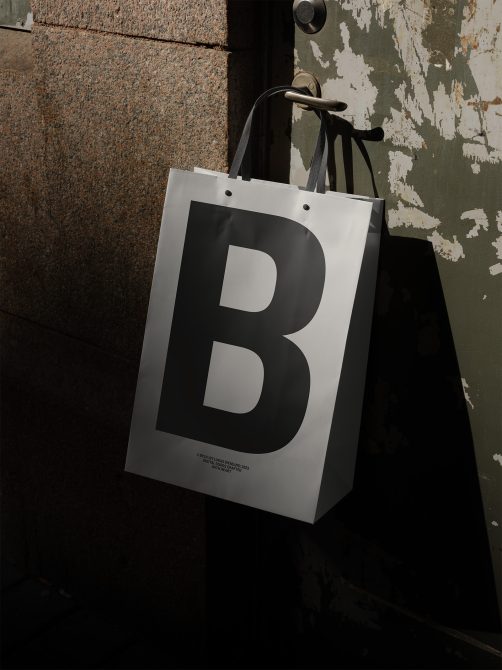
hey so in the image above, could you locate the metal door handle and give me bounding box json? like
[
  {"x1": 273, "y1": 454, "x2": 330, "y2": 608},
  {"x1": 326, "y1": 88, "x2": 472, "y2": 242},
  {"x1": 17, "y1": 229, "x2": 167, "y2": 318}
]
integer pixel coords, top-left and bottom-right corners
[
  {"x1": 284, "y1": 91, "x2": 347, "y2": 112},
  {"x1": 287, "y1": 72, "x2": 347, "y2": 112}
]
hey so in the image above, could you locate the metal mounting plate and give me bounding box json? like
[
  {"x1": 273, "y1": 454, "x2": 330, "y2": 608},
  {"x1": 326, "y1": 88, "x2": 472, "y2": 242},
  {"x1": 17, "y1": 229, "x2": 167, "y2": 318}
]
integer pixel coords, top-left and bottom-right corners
[
  {"x1": 290, "y1": 71, "x2": 321, "y2": 109},
  {"x1": 293, "y1": 0, "x2": 327, "y2": 35},
  {"x1": 289, "y1": 71, "x2": 347, "y2": 112}
]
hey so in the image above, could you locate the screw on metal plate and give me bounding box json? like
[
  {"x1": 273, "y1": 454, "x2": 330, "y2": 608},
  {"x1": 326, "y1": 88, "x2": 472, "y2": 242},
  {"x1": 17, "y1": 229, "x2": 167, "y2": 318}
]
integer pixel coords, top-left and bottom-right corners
[
  {"x1": 293, "y1": 0, "x2": 327, "y2": 34},
  {"x1": 286, "y1": 71, "x2": 347, "y2": 112}
]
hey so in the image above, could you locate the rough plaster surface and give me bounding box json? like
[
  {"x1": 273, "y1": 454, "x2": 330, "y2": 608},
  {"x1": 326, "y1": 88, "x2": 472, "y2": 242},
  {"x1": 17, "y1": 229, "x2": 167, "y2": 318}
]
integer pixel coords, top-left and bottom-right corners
[
  {"x1": 292, "y1": 0, "x2": 502, "y2": 622},
  {"x1": 31, "y1": 0, "x2": 255, "y2": 48},
  {"x1": 2, "y1": 25, "x2": 230, "y2": 360}
]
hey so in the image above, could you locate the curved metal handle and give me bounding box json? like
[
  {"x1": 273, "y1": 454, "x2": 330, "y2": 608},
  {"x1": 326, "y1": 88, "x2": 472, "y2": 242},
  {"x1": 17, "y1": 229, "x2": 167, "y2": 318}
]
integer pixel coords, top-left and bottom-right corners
[{"x1": 285, "y1": 91, "x2": 347, "y2": 112}]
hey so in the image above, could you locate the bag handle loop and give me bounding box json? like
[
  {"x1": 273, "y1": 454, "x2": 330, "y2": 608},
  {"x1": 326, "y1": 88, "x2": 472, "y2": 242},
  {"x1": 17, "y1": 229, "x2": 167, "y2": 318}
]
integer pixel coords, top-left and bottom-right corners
[{"x1": 229, "y1": 85, "x2": 329, "y2": 194}]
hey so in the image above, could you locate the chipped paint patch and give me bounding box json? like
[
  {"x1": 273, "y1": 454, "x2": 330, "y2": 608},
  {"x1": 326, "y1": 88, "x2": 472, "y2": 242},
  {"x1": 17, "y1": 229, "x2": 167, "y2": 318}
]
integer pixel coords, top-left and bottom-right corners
[
  {"x1": 490, "y1": 233, "x2": 502, "y2": 275},
  {"x1": 394, "y1": 81, "x2": 424, "y2": 126},
  {"x1": 2, "y1": 5, "x2": 33, "y2": 30},
  {"x1": 339, "y1": 0, "x2": 373, "y2": 32},
  {"x1": 388, "y1": 202, "x2": 440, "y2": 230},
  {"x1": 427, "y1": 231, "x2": 465, "y2": 262},
  {"x1": 433, "y1": 82, "x2": 461, "y2": 141},
  {"x1": 462, "y1": 378, "x2": 475, "y2": 410},
  {"x1": 292, "y1": 104, "x2": 304, "y2": 123},
  {"x1": 459, "y1": 1, "x2": 502, "y2": 161},
  {"x1": 17, "y1": 10, "x2": 32, "y2": 30},
  {"x1": 310, "y1": 41, "x2": 330, "y2": 69},
  {"x1": 323, "y1": 22, "x2": 378, "y2": 128},
  {"x1": 493, "y1": 234, "x2": 502, "y2": 257},
  {"x1": 461, "y1": 209, "x2": 489, "y2": 238},
  {"x1": 457, "y1": 104, "x2": 484, "y2": 149},
  {"x1": 378, "y1": 2, "x2": 434, "y2": 124},
  {"x1": 460, "y1": 1, "x2": 502, "y2": 98},
  {"x1": 471, "y1": 163, "x2": 481, "y2": 174},
  {"x1": 382, "y1": 108, "x2": 425, "y2": 150},
  {"x1": 492, "y1": 521, "x2": 500, "y2": 527},
  {"x1": 463, "y1": 143, "x2": 502, "y2": 165},
  {"x1": 388, "y1": 151, "x2": 423, "y2": 206},
  {"x1": 290, "y1": 145, "x2": 309, "y2": 187},
  {"x1": 493, "y1": 454, "x2": 502, "y2": 466}
]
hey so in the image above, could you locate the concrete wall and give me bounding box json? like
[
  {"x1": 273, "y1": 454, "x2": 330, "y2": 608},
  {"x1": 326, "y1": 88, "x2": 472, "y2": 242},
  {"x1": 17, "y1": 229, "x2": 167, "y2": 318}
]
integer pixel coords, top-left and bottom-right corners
[{"x1": 1, "y1": 1, "x2": 259, "y2": 656}]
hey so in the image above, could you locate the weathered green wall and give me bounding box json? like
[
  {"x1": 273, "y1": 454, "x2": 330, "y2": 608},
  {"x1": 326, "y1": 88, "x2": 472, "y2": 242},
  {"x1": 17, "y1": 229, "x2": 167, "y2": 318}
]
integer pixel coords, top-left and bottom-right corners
[
  {"x1": 0, "y1": 0, "x2": 32, "y2": 28},
  {"x1": 292, "y1": 0, "x2": 501, "y2": 616}
]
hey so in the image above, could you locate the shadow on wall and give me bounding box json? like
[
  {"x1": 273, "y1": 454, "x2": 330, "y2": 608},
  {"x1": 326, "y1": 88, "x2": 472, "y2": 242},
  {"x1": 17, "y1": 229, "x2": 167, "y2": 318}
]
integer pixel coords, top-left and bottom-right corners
[
  {"x1": 205, "y1": 3, "x2": 498, "y2": 661},
  {"x1": 207, "y1": 114, "x2": 500, "y2": 668},
  {"x1": 317, "y1": 113, "x2": 499, "y2": 632},
  {"x1": 319, "y1": 226, "x2": 500, "y2": 630}
]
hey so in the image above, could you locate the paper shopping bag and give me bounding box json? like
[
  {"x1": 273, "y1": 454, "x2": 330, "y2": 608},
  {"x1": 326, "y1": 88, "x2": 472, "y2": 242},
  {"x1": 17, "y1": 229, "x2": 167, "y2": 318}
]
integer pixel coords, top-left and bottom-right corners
[{"x1": 125, "y1": 86, "x2": 382, "y2": 522}]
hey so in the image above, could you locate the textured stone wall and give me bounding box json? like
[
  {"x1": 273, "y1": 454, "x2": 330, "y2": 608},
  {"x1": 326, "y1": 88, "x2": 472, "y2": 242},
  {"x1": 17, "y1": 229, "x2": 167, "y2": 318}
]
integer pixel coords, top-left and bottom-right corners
[{"x1": 1, "y1": 2, "x2": 259, "y2": 655}]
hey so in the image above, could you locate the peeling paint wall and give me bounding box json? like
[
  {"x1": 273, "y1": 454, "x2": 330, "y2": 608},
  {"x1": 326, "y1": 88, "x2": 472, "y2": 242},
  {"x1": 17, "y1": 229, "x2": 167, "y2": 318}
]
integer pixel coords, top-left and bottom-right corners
[
  {"x1": 0, "y1": 0, "x2": 32, "y2": 29},
  {"x1": 292, "y1": 0, "x2": 501, "y2": 622}
]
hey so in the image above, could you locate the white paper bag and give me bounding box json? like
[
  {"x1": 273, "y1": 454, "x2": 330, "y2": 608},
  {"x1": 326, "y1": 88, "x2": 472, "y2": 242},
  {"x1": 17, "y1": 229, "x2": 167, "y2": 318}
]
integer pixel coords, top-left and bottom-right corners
[{"x1": 125, "y1": 87, "x2": 382, "y2": 522}]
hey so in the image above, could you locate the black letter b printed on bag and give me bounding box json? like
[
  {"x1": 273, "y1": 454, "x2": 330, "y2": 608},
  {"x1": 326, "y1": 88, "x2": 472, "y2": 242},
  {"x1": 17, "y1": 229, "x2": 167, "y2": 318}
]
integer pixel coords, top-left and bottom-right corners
[{"x1": 156, "y1": 201, "x2": 326, "y2": 454}]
